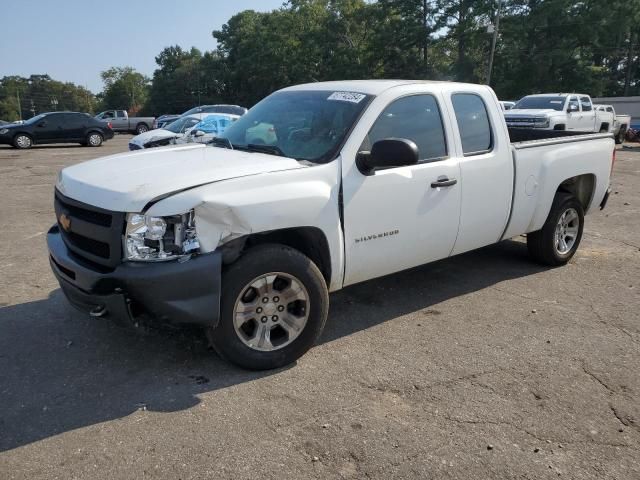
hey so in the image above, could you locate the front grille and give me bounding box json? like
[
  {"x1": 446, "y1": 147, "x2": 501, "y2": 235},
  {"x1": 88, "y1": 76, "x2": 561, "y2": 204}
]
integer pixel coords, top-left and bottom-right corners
[{"x1": 54, "y1": 190, "x2": 126, "y2": 268}]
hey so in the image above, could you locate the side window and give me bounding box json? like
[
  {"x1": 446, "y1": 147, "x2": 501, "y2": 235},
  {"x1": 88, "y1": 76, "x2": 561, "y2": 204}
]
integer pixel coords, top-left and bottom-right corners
[
  {"x1": 568, "y1": 96, "x2": 579, "y2": 111},
  {"x1": 580, "y1": 97, "x2": 592, "y2": 112},
  {"x1": 103, "y1": 111, "x2": 114, "y2": 119},
  {"x1": 607, "y1": 107, "x2": 614, "y2": 113},
  {"x1": 451, "y1": 93, "x2": 492, "y2": 155},
  {"x1": 116, "y1": 111, "x2": 126, "y2": 118},
  {"x1": 45, "y1": 113, "x2": 64, "y2": 128},
  {"x1": 181, "y1": 118, "x2": 200, "y2": 133},
  {"x1": 361, "y1": 95, "x2": 447, "y2": 162}
]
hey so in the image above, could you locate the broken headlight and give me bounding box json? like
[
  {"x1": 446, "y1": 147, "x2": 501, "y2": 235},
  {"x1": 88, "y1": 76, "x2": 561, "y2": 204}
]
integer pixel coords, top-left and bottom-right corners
[{"x1": 124, "y1": 211, "x2": 200, "y2": 262}]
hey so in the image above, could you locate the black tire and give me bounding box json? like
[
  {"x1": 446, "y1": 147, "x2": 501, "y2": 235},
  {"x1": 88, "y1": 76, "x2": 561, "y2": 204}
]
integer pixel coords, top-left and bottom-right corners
[
  {"x1": 86, "y1": 132, "x2": 103, "y2": 147},
  {"x1": 615, "y1": 127, "x2": 626, "y2": 145},
  {"x1": 527, "y1": 192, "x2": 584, "y2": 266},
  {"x1": 13, "y1": 134, "x2": 32, "y2": 149},
  {"x1": 210, "y1": 244, "x2": 329, "y2": 370},
  {"x1": 135, "y1": 123, "x2": 149, "y2": 134}
]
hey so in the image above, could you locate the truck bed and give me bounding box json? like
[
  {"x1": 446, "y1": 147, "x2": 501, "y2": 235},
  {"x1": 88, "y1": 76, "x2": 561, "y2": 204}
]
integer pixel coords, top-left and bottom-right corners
[{"x1": 502, "y1": 129, "x2": 614, "y2": 241}]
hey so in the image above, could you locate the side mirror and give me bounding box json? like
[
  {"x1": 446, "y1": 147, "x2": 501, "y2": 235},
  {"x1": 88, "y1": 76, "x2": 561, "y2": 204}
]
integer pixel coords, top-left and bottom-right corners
[
  {"x1": 357, "y1": 138, "x2": 419, "y2": 174},
  {"x1": 192, "y1": 130, "x2": 205, "y2": 137},
  {"x1": 568, "y1": 104, "x2": 579, "y2": 113}
]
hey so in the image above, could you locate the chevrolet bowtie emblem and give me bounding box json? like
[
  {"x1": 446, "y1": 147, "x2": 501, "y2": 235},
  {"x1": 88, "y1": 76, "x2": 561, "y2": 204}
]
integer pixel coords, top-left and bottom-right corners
[{"x1": 59, "y1": 213, "x2": 71, "y2": 232}]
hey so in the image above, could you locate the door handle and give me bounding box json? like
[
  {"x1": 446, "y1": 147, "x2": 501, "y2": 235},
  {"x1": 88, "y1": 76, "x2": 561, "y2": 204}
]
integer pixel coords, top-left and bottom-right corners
[{"x1": 431, "y1": 177, "x2": 457, "y2": 188}]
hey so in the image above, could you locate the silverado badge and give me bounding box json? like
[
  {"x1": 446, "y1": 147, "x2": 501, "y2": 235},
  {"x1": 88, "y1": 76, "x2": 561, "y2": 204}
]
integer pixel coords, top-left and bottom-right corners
[{"x1": 59, "y1": 213, "x2": 72, "y2": 232}]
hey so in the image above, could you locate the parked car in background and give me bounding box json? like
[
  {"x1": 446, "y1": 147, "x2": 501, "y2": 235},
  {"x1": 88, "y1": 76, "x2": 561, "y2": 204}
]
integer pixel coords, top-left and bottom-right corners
[
  {"x1": 500, "y1": 101, "x2": 516, "y2": 111},
  {"x1": 594, "y1": 104, "x2": 630, "y2": 144},
  {"x1": 0, "y1": 111, "x2": 114, "y2": 149},
  {"x1": 48, "y1": 80, "x2": 614, "y2": 369},
  {"x1": 128, "y1": 113, "x2": 239, "y2": 150},
  {"x1": 505, "y1": 94, "x2": 614, "y2": 132},
  {"x1": 153, "y1": 114, "x2": 180, "y2": 129},
  {"x1": 95, "y1": 110, "x2": 155, "y2": 134},
  {"x1": 181, "y1": 104, "x2": 248, "y2": 117}
]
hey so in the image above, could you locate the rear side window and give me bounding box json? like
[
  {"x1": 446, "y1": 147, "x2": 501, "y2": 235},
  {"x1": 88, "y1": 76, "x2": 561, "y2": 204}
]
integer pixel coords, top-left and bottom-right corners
[
  {"x1": 363, "y1": 95, "x2": 447, "y2": 162},
  {"x1": 116, "y1": 111, "x2": 126, "y2": 118},
  {"x1": 580, "y1": 97, "x2": 592, "y2": 112},
  {"x1": 451, "y1": 93, "x2": 492, "y2": 155}
]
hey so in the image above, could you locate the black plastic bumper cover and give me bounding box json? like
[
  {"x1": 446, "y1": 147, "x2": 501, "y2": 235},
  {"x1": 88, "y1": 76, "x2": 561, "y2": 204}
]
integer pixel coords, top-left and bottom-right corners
[{"x1": 47, "y1": 225, "x2": 222, "y2": 327}]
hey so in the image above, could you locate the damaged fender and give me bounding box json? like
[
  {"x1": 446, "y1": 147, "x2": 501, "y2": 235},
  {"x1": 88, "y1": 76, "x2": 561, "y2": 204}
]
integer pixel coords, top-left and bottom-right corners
[{"x1": 145, "y1": 160, "x2": 345, "y2": 291}]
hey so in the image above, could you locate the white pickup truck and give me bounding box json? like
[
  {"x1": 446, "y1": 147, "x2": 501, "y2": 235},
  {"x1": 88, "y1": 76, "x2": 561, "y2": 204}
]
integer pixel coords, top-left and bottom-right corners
[
  {"x1": 594, "y1": 104, "x2": 631, "y2": 144},
  {"x1": 505, "y1": 93, "x2": 614, "y2": 133},
  {"x1": 48, "y1": 80, "x2": 614, "y2": 369}
]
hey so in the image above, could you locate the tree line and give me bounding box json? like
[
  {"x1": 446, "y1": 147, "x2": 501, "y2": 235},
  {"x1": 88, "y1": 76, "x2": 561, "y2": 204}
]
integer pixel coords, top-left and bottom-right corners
[{"x1": 2, "y1": 0, "x2": 639, "y2": 121}]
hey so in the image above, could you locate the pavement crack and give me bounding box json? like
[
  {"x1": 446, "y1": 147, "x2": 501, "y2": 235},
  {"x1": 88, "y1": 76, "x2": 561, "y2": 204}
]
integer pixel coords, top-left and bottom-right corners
[
  {"x1": 591, "y1": 304, "x2": 640, "y2": 345},
  {"x1": 584, "y1": 232, "x2": 640, "y2": 250},
  {"x1": 581, "y1": 363, "x2": 615, "y2": 394}
]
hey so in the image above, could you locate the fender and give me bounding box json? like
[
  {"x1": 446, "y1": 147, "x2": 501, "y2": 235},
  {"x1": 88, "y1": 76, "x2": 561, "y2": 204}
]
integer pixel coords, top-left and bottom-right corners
[{"x1": 145, "y1": 161, "x2": 346, "y2": 291}]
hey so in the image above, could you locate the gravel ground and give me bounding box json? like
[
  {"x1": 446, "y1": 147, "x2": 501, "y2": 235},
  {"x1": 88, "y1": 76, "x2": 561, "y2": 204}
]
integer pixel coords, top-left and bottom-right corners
[{"x1": 0, "y1": 135, "x2": 638, "y2": 479}]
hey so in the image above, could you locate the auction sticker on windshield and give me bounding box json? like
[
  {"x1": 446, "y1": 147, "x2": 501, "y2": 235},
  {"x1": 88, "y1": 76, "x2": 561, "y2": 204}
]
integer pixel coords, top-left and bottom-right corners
[{"x1": 328, "y1": 92, "x2": 367, "y2": 103}]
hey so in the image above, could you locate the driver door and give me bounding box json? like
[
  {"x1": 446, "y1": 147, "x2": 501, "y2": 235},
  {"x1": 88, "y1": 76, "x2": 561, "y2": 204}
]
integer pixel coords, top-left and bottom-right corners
[{"x1": 341, "y1": 93, "x2": 461, "y2": 286}]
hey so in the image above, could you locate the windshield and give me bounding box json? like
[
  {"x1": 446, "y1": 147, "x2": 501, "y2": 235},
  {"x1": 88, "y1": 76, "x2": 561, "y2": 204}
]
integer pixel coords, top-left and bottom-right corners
[
  {"x1": 514, "y1": 96, "x2": 566, "y2": 111},
  {"x1": 165, "y1": 116, "x2": 200, "y2": 134},
  {"x1": 215, "y1": 90, "x2": 371, "y2": 162},
  {"x1": 24, "y1": 114, "x2": 47, "y2": 125}
]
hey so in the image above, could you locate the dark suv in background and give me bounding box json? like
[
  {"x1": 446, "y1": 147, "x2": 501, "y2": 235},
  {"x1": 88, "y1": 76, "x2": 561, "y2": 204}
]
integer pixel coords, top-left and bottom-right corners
[{"x1": 0, "y1": 112, "x2": 114, "y2": 149}]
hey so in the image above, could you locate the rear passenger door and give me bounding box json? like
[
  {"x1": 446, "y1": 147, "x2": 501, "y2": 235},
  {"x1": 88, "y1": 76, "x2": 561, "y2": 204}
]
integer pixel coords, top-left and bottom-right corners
[
  {"x1": 61, "y1": 113, "x2": 86, "y2": 141},
  {"x1": 113, "y1": 110, "x2": 128, "y2": 130},
  {"x1": 446, "y1": 92, "x2": 513, "y2": 256},
  {"x1": 579, "y1": 96, "x2": 596, "y2": 131}
]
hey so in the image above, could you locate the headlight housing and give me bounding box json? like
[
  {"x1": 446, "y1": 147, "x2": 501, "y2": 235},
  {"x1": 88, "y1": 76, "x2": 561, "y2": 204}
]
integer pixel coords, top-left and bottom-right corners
[
  {"x1": 125, "y1": 210, "x2": 200, "y2": 261},
  {"x1": 0, "y1": 128, "x2": 9, "y2": 135},
  {"x1": 534, "y1": 117, "x2": 550, "y2": 128}
]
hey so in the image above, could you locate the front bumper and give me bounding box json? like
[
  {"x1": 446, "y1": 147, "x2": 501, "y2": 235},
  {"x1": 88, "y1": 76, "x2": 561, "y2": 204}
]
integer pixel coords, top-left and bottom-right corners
[{"x1": 47, "y1": 225, "x2": 222, "y2": 327}]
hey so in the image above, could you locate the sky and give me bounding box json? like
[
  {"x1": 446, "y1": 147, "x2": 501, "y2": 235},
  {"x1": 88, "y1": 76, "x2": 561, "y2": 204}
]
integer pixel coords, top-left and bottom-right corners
[{"x1": 0, "y1": 0, "x2": 285, "y2": 93}]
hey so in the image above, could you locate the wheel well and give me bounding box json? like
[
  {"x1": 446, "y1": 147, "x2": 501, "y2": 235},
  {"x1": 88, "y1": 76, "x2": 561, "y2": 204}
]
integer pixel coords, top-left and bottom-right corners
[
  {"x1": 223, "y1": 227, "x2": 332, "y2": 285},
  {"x1": 86, "y1": 129, "x2": 103, "y2": 136},
  {"x1": 557, "y1": 174, "x2": 596, "y2": 211},
  {"x1": 599, "y1": 123, "x2": 609, "y2": 132},
  {"x1": 553, "y1": 124, "x2": 566, "y2": 131}
]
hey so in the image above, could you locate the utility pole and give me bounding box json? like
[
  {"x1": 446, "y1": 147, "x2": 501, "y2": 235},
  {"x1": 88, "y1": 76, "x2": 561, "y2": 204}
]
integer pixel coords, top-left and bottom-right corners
[
  {"x1": 422, "y1": 0, "x2": 429, "y2": 73},
  {"x1": 486, "y1": 0, "x2": 503, "y2": 86},
  {"x1": 16, "y1": 89, "x2": 22, "y2": 121}
]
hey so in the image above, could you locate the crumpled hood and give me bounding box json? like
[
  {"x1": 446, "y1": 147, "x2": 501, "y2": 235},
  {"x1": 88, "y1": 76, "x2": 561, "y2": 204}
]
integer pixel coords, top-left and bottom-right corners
[
  {"x1": 57, "y1": 144, "x2": 306, "y2": 212},
  {"x1": 505, "y1": 109, "x2": 563, "y2": 117},
  {"x1": 129, "y1": 128, "x2": 179, "y2": 148}
]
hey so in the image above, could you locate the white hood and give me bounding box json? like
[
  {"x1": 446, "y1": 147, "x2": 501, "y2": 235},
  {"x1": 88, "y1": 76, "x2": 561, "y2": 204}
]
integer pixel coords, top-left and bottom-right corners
[
  {"x1": 57, "y1": 144, "x2": 306, "y2": 212},
  {"x1": 129, "y1": 128, "x2": 180, "y2": 148},
  {"x1": 505, "y1": 109, "x2": 563, "y2": 117}
]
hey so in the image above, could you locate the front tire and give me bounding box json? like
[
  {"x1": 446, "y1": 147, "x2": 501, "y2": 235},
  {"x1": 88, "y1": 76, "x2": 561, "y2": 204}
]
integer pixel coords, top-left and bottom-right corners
[
  {"x1": 13, "y1": 134, "x2": 32, "y2": 149},
  {"x1": 210, "y1": 244, "x2": 329, "y2": 370},
  {"x1": 527, "y1": 192, "x2": 584, "y2": 266}
]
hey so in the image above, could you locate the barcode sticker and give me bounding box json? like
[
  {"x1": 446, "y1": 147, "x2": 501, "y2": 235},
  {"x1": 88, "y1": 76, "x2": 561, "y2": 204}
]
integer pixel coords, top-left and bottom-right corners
[{"x1": 327, "y1": 92, "x2": 366, "y2": 103}]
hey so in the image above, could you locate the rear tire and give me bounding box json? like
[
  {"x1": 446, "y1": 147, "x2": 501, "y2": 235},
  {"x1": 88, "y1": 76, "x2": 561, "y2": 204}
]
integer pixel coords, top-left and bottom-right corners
[
  {"x1": 86, "y1": 132, "x2": 103, "y2": 147},
  {"x1": 210, "y1": 244, "x2": 329, "y2": 370},
  {"x1": 13, "y1": 134, "x2": 32, "y2": 149},
  {"x1": 527, "y1": 192, "x2": 584, "y2": 266},
  {"x1": 615, "y1": 127, "x2": 626, "y2": 144},
  {"x1": 135, "y1": 123, "x2": 149, "y2": 134}
]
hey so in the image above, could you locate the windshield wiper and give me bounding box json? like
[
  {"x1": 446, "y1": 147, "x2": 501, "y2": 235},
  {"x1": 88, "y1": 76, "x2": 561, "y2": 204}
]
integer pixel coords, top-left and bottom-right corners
[
  {"x1": 209, "y1": 137, "x2": 234, "y2": 149},
  {"x1": 246, "y1": 143, "x2": 285, "y2": 157}
]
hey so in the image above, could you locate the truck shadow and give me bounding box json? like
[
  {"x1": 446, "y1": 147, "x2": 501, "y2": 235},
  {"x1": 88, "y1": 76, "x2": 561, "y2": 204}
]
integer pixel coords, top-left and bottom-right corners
[{"x1": 0, "y1": 239, "x2": 546, "y2": 452}]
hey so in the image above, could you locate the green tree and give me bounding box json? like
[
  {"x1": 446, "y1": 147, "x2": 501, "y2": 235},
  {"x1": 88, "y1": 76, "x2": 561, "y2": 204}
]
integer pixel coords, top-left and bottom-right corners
[{"x1": 98, "y1": 67, "x2": 149, "y2": 113}]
